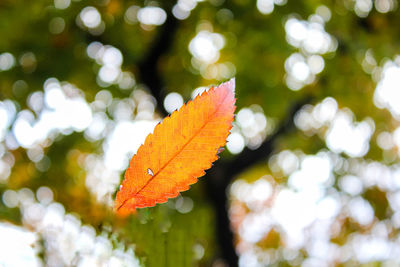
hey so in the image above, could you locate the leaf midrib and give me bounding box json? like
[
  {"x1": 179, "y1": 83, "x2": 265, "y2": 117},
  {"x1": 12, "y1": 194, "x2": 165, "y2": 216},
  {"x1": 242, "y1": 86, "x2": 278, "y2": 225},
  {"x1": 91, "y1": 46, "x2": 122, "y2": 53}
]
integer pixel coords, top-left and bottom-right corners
[{"x1": 117, "y1": 89, "x2": 230, "y2": 210}]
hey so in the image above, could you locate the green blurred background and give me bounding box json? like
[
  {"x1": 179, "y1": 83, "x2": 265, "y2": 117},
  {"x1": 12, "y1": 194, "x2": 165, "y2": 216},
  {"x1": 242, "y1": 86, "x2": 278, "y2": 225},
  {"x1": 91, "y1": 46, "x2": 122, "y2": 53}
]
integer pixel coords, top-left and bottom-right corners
[{"x1": 1, "y1": 0, "x2": 400, "y2": 266}]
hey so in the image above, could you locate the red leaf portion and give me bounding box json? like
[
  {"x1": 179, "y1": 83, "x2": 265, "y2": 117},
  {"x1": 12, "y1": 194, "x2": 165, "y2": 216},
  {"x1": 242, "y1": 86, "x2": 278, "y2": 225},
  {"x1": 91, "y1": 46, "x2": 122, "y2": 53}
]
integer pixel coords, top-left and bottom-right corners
[{"x1": 115, "y1": 79, "x2": 236, "y2": 215}]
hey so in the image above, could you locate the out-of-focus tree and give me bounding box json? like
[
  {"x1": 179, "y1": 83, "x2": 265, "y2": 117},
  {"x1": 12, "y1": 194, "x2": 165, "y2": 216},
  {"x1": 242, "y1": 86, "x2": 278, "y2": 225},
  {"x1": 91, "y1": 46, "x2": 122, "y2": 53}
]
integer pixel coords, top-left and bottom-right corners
[{"x1": 1, "y1": 0, "x2": 400, "y2": 266}]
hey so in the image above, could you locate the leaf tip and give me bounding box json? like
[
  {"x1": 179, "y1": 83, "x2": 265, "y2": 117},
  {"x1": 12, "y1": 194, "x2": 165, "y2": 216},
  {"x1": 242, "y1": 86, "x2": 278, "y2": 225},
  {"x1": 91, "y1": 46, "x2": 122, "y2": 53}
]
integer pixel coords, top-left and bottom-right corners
[{"x1": 227, "y1": 77, "x2": 236, "y2": 94}]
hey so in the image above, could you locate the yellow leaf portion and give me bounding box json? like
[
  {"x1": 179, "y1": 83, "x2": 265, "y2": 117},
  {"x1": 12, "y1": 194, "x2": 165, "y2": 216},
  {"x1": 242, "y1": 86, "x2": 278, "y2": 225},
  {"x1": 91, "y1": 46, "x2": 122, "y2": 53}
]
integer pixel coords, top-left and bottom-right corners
[{"x1": 115, "y1": 79, "x2": 236, "y2": 214}]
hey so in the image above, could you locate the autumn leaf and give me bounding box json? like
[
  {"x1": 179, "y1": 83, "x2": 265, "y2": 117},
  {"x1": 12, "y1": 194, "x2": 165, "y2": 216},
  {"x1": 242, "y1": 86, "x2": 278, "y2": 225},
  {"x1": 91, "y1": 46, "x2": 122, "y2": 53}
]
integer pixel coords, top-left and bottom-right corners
[{"x1": 115, "y1": 79, "x2": 236, "y2": 215}]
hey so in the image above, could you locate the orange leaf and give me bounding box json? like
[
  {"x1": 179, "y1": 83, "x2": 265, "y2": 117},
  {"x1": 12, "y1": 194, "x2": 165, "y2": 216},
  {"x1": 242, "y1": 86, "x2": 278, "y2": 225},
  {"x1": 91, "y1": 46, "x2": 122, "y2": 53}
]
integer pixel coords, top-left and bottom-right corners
[{"x1": 115, "y1": 79, "x2": 236, "y2": 215}]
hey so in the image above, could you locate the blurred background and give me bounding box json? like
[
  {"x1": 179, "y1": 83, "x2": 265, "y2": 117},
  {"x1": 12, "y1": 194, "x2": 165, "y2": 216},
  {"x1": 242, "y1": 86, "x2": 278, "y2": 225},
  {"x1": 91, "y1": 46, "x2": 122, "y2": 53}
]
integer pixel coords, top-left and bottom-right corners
[{"x1": 1, "y1": 0, "x2": 400, "y2": 266}]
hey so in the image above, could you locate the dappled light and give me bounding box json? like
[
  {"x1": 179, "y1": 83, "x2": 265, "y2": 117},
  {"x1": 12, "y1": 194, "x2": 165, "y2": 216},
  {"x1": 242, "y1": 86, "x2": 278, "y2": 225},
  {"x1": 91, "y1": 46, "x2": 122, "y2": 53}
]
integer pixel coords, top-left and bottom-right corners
[
  {"x1": 1, "y1": 187, "x2": 141, "y2": 266},
  {"x1": 232, "y1": 147, "x2": 400, "y2": 265},
  {"x1": 256, "y1": 0, "x2": 287, "y2": 15},
  {"x1": 374, "y1": 58, "x2": 400, "y2": 119},
  {"x1": 137, "y1": 7, "x2": 167, "y2": 26},
  {"x1": 2, "y1": 0, "x2": 400, "y2": 266},
  {"x1": 12, "y1": 79, "x2": 92, "y2": 149},
  {"x1": 228, "y1": 105, "x2": 271, "y2": 153},
  {"x1": 0, "y1": 52, "x2": 16, "y2": 71},
  {"x1": 173, "y1": 0, "x2": 199, "y2": 20},
  {"x1": 164, "y1": 92, "x2": 184, "y2": 113},
  {"x1": 189, "y1": 30, "x2": 225, "y2": 64},
  {"x1": 284, "y1": 8, "x2": 337, "y2": 90}
]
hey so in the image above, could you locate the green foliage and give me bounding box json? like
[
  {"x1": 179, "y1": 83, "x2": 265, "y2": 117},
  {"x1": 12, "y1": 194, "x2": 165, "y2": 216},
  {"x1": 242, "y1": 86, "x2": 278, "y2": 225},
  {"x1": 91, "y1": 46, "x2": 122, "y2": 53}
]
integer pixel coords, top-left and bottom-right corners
[{"x1": 1, "y1": 0, "x2": 400, "y2": 266}]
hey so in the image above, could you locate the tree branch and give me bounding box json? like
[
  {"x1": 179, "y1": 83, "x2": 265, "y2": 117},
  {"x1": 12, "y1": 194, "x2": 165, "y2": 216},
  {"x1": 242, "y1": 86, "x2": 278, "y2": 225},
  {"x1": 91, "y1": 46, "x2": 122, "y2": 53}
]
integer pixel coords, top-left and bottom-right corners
[
  {"x1": 130, "y1": 3, "x2": 312, "y2": 266},
  {"x1": 137, "y1": 6, "x2": 178, "y2": 116},
  {"x1": 205, "y1": 96, "x2": 312, "y2": 267},
  {"x1": 223, "y1": 95, "x2": 312, "y2": 178}
]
